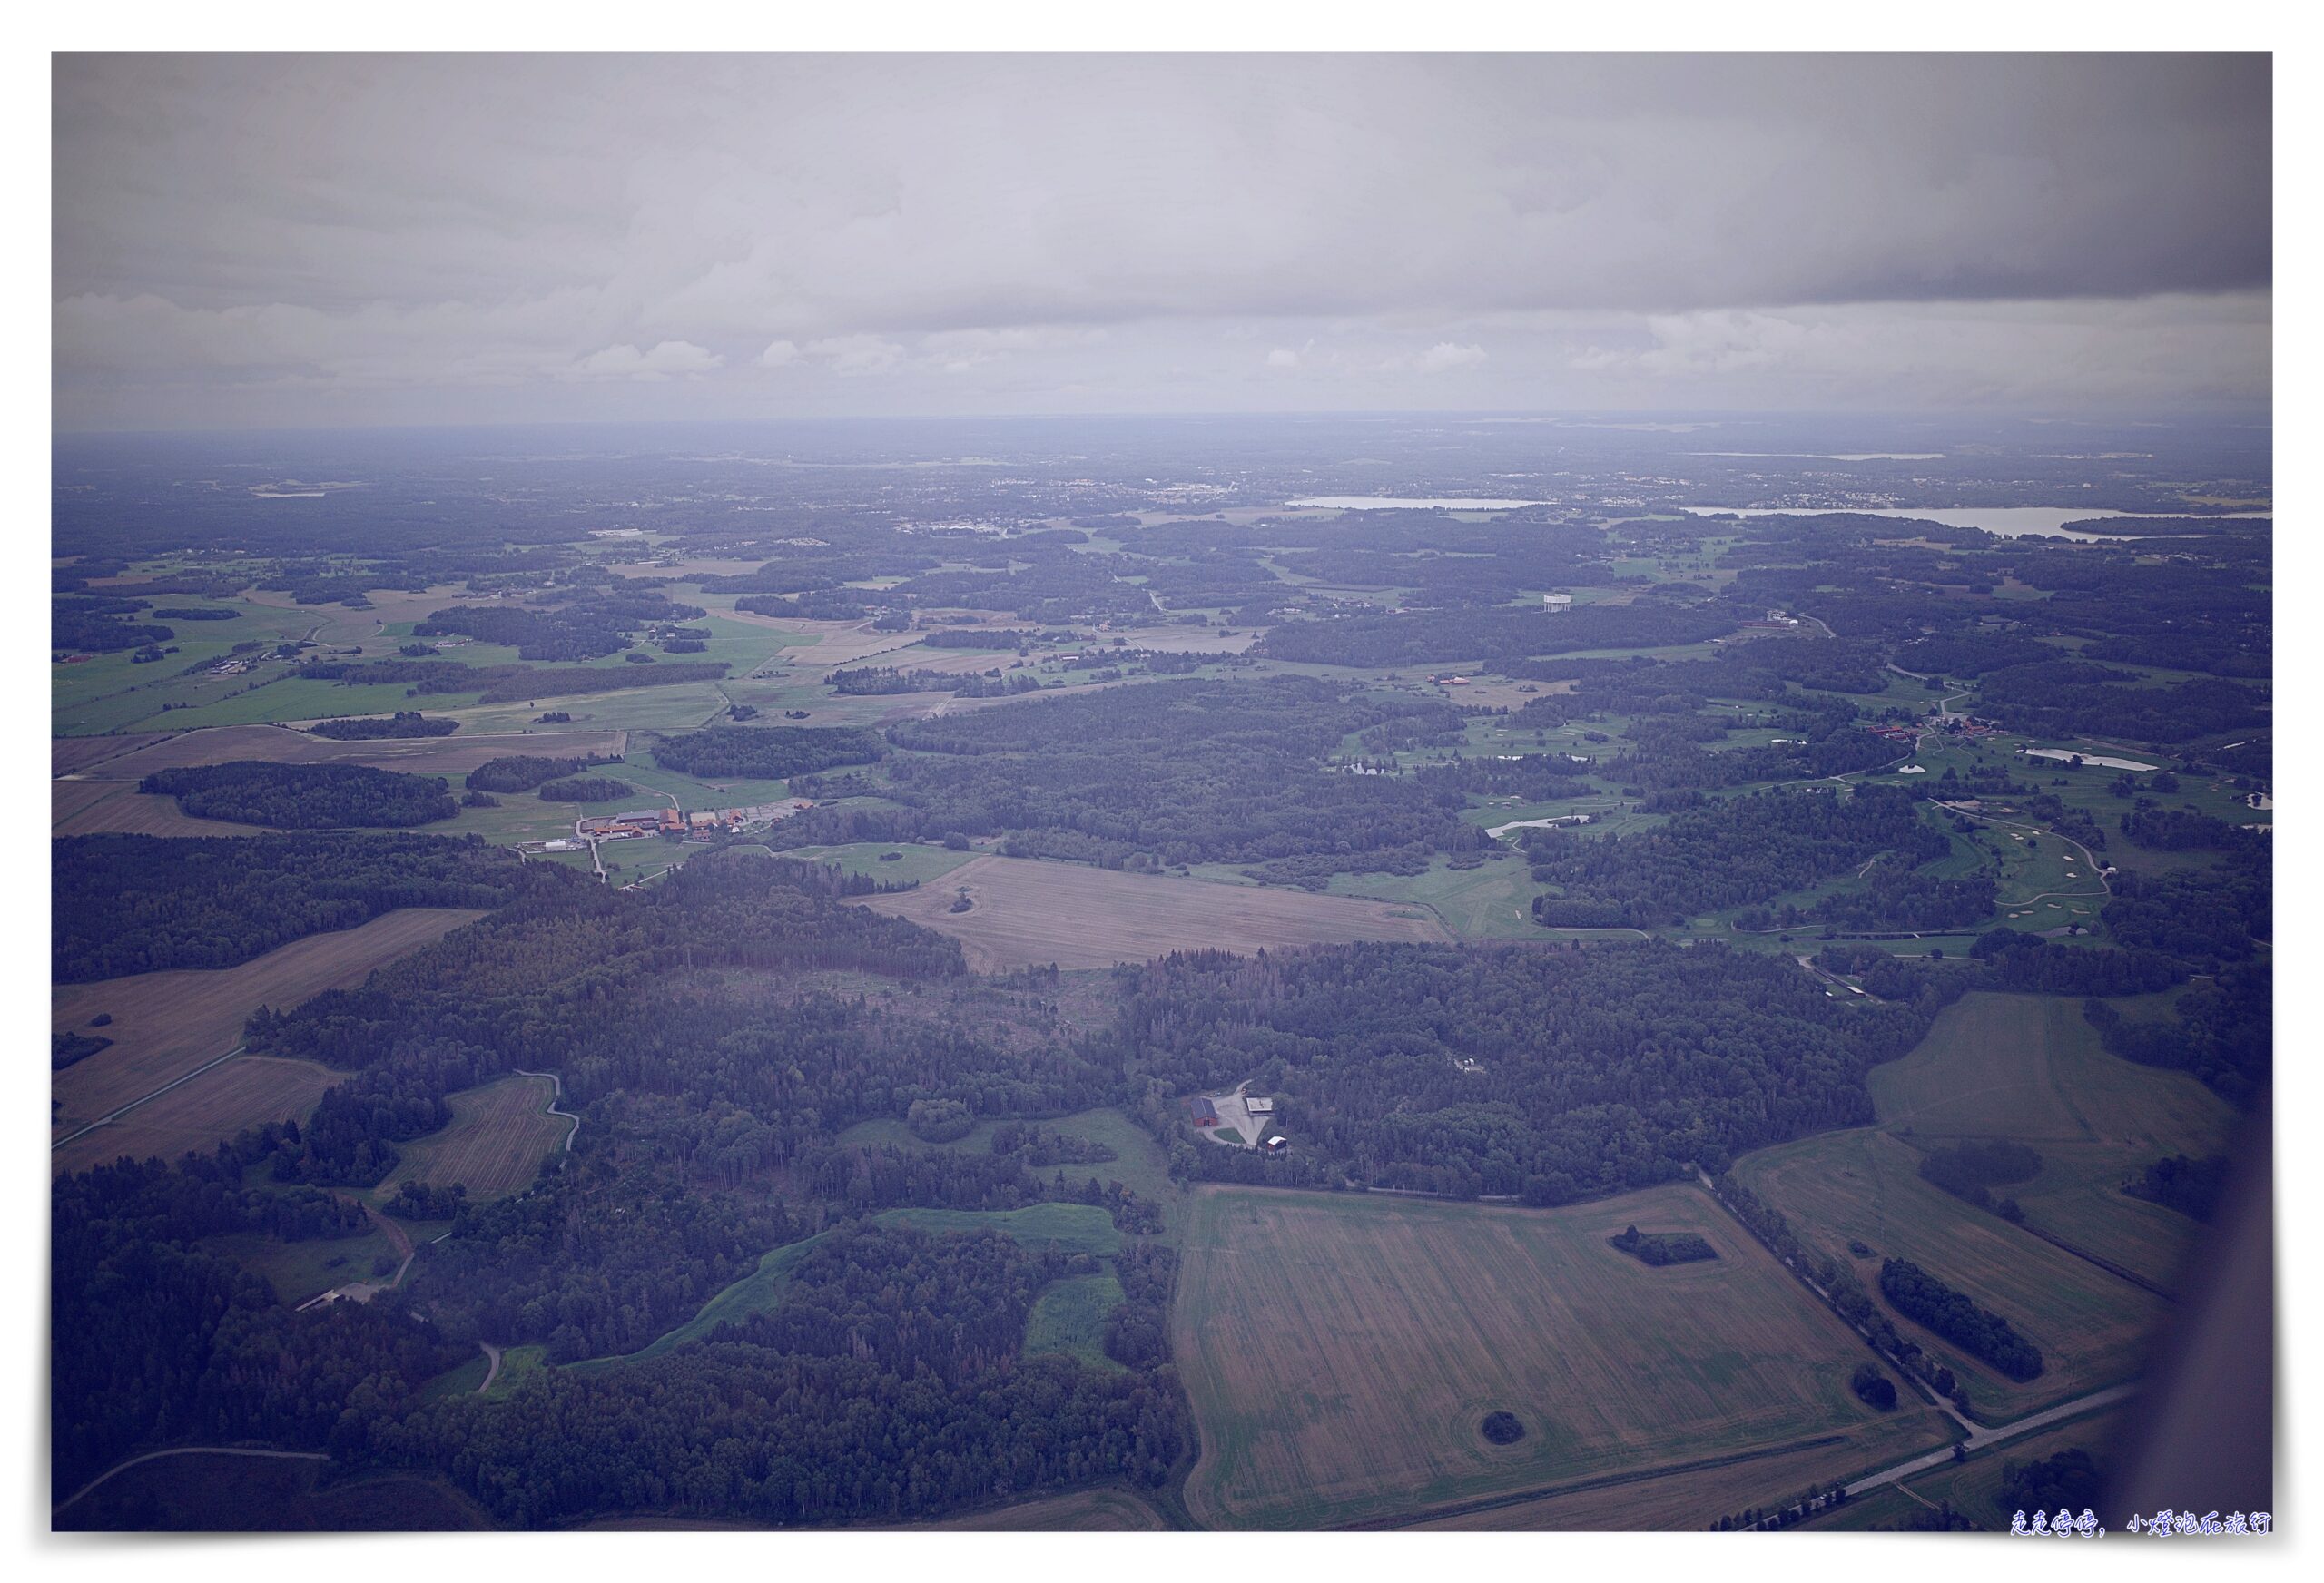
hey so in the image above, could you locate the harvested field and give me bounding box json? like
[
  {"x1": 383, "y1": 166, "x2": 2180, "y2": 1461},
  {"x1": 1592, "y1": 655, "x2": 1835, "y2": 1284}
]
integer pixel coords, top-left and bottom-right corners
[
  {"x1": 51, "y1": 732, "x2": 172, "y2": 776},
  {"x1": 850, "y1": 854, "x2": 1452, "y2": 971},
  {"x1": 70, "y1": 723, "x2": 628, "y2": 778},
  {"x1": 763, "y1": 618, "x2": 922, "y2": 668},
  {"x1": 1732, "y1": 1126, "x2": 2171, "y2": 1419},
  {"x1": 376, "y1": 1074, "x2": 574, "y2": 1201},
  {"x1": 52, "y1": 907, "x2": 488, "y2": 1148},
  {"x1": 52, "y1": 1055, "x2": 338, "y2": 1176},
  {"x1": 52, "y1": 776, "x2": 265, "y2": 837},
  {"x1": 1172, "y1": 1184, "x2": 1934, "y2": 1529}
]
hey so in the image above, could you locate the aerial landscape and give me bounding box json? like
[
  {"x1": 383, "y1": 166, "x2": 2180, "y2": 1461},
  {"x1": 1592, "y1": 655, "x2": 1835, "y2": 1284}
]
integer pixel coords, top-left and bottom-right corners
[{"x1": 43, "y1": 48, "x2": 2278, "y2": 1548}]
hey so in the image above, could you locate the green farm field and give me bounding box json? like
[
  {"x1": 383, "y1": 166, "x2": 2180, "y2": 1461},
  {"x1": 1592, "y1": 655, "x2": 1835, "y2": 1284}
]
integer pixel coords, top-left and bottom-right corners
[
  {"x1": 1171, "y1": 1183, "x2": 1943, "y2": 1529},
  {"x1": 1325, "y1": 854, "x2": 1546, "y2": 939},
  {"x1": 783, "y1": 840, "x2": 983, "y2": 885},
  {"x1": 202, "y1": 1224, "x2": 403, "y2": 1308},
  {"x1": 1731, "y1": 1127, "x2": 2170, "y2": 1420},
  {"x1": 1025, "y1": 1272, "x2": 1127, "y2": 1370},
  {"x1": 1865, "y1": 989, "x2": 2237, "y2": 1288},
  {"x1": 580, "y1": 1234, "x2": 835, "y2": 1369}
]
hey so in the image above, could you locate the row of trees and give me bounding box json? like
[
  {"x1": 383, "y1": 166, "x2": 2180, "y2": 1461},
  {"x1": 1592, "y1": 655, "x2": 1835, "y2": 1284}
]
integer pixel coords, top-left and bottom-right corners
[{"x1": 1879, "y1": 1258, "x2": 2045, "y2": 1381}]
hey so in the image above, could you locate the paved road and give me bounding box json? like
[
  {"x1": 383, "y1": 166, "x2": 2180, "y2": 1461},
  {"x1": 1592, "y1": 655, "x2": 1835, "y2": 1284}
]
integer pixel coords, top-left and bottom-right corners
[
  {"x1": 1844, "y1": 1382, "x2": 2140, "y2": 1499},
  {"x1": 478, "y1": 1342, "x2": 504, "y2": 1394},
  {"x1": 516, "y1": 1067, "x2": 581, "y2": 1150}
]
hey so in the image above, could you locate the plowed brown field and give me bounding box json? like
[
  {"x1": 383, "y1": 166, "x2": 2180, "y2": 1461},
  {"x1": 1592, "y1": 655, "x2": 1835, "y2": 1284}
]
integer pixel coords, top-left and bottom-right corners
[{"x1": 53, "y1": 1056, "x2": 339, "y2": 1177}]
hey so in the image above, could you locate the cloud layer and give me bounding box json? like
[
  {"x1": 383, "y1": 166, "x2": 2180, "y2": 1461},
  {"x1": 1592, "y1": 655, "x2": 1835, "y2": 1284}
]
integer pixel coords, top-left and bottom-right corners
[{"x1": 53, "y1": 54, "x2": 2271, "y2": 428}]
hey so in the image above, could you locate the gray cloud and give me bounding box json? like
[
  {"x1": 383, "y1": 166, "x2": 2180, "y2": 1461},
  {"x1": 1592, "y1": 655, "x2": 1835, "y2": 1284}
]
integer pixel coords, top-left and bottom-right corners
[{"x1": 52, "y1": 53, "x2": 2270, "y2": 428}]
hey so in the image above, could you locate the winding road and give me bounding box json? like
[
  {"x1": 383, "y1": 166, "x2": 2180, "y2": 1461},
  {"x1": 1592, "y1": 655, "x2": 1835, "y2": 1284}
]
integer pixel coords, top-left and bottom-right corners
[
  {"x1": 516, "y1": 1067, "x2": 581, "y2": 1150},
  {"x1": 54, "y1": 1445, "x2": 330, "y2": 1519}
]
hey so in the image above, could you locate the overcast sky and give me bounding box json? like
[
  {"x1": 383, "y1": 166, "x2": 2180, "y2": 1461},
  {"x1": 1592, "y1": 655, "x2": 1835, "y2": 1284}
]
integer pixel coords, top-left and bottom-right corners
[{"x1": 53, "y1": 53, "x2": 2271, "y2": 431}]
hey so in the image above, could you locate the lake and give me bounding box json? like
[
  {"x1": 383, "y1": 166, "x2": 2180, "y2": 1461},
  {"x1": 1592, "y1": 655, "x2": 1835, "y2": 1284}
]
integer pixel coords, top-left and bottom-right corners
[{"x1": 1680, "y1": 506, "x2": 2269, "y2": 542}]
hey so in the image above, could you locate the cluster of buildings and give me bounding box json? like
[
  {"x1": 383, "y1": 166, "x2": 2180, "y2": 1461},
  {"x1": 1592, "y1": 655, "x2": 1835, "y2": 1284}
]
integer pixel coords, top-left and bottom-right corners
[
  {"x1": 576, "y1": 799, "x2": 812, "y2": 842},
  {"x1": 1184, "y1": 1093, "x2": 1288, "y2": 1153}
]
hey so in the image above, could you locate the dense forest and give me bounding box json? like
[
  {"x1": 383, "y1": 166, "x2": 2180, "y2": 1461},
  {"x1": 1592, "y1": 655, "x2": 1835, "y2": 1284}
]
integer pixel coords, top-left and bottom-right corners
[
  {"x1": 2083, "y1": 959, "x2": 2272, "y2": 1103},
  {"x1": 295, "y1": 655, "x2": 730, "y2": 703},
  {"x1": 651, "y1": 723, "x2": 885, "y2": 780},
  {"x1": 376, "y1": 1225, "x2": 1187, "y2": 1528},
  {"x1": 1252, "y1": 601, "x2": 1736, "y2": 668},
  {"x1": 139, "y1": 762, "x2": 460, "y2": 829},
  {"x1": 1527, "y1": 785, "x2": 1941, "y2": 928},
  {"x1": 1915, "y1": 1139, "x2": 2043, "y2": 1216},
  {"x1": 536, "y1": 774, "x2": 635, "y2": 802},
  {"x1": 412, "y1": 590, "x2": 706, "y2": 662},
  {"x1": 52, "y1": 1133, "x2": 463, "y2": 1492},
  {"x1": 2123, "y1": 1155, "x2": 2231, "y2": 1223},
  {"x1": 773, "y1": 677, "x2": 1489, "y2": 877},
  {"x1": 466, "y1": 753, "x2": 607, "y2": 792},
  {"x1": 306, "y1": 713, "x2": 459, "y2": 740},
  {"x1": 1116, "y1": 939, "x2": 1943, "y2": 1202},
  {"x1": 54, "y1": 831, "x2": 535, "y2": 981}
]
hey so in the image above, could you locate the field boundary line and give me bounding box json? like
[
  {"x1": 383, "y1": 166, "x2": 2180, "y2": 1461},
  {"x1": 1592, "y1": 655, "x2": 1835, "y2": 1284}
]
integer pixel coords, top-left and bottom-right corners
[
  {"x1": 2012, "y1": 1220, "x2": 2174, "y2": 1301},
  {"x1": 51, "y1": 1046, "x2": 247, "y2": 1152}
]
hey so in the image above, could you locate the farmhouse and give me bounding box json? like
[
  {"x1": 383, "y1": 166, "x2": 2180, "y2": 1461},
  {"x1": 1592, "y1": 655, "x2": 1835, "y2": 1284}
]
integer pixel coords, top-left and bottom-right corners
[{"x1": 1264, "y1": 1136, "x2": 1288, "y2": 1153}]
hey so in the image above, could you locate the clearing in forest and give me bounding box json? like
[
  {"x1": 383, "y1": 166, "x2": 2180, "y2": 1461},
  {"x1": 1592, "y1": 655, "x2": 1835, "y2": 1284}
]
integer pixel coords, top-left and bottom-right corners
[
  {"x1": 849, "y1": 853, "x2": 1452, "y2": 970},
  {"x1": 374, "y1": 1073, "x2": 575, "y2": 1201}
]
